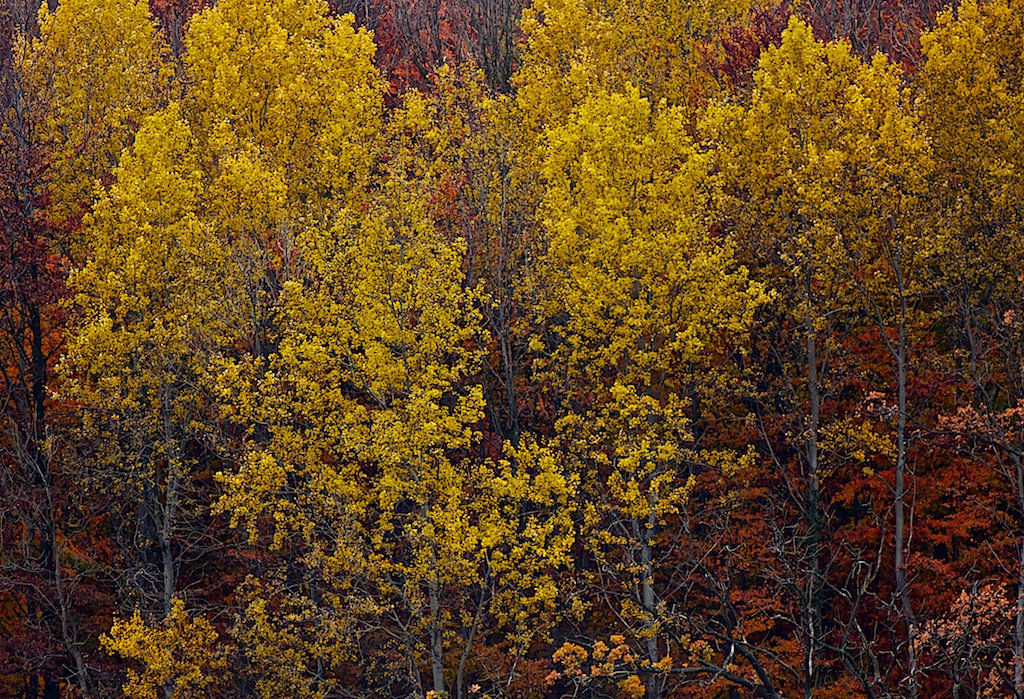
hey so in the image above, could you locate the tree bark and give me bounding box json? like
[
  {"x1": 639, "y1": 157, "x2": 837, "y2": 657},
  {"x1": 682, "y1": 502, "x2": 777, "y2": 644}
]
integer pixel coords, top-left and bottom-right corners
[
  {"x1": 893, "y1": 270, "x2": 918, "y2": 699},
  {"x1": 1014, "y1": 452, "x2": 1024, "y2": 697},
  {"x1": 639, "y1": 503, "x2": 661, "y2": 699},
  {"x1": 803, "y1": 271, "x2": 822, "y2": 699},
  {"x1": 428, "y1": 549, "x2": 446, "y2": 695}
]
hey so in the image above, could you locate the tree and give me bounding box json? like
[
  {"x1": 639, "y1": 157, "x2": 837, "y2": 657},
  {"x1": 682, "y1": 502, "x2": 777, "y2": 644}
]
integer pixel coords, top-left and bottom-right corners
[
  {"x1": 1, "y1": 0, "x2": 164, "y2": 694},
  {"x1": 62, "y1": 104, "x2": 224, "y2": 622},
  {"x1": 705, "y1": 17, "x2": 931, "y2": 696},
  {"x1": 917, "y1": 0, "x2": 1024, "y2": 693},
  {"x1": 23, "y1": 0, "x2": 165, "y2": 225},
  {"x1": 183, "y1": 0, "x2": 381, "y2": 214},
  {"x1": 536, "y1": 86, "x2": 766, "y2": 699},
  {"x1": 63, "y1": 1, "x2": 386, "y2": 695},
  {"x1": 214, "y1": 175, "x2": 575, "y2": 698},
  {"x1": 514, "y1": 0, "x2": 764, "y2": 132}
]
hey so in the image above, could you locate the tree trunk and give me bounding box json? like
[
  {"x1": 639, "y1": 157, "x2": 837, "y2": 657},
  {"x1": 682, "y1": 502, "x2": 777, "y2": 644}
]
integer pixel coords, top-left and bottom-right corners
[
  {"x1": 1014, "y1": 452, "x2": 1024, "y2": 697},
  {"x1": 48, "y1": 475, "x2": 91, "y2": 699},
  {"x1": 428, "y1": 550, "x2": 446, "y2": 695},
  {"x1": 640, "y1": 504, "x2": 661, "y2": 699},
  {"x1": 804, "y1": 274, "x2": 821, "y2": 699},
  {"x1": 161, "y1": 383, "x2": 179, "y2": 616},
  {"x1": 894, "y1": 291, "x2": 918, "y2": 698},
  {"x1": 456, "y1": 581, "x2": 486, "y2": 699}
]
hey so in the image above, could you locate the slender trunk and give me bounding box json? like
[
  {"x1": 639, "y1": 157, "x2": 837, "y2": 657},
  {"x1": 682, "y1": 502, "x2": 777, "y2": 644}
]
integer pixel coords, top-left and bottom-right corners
[
  {"x1": 28, "y1": 301, "x2": 46, "y2": 427},
  {"x1": 804, "y1": 275, "x2": 821, "y2": 699},
  {"x1": 428, "y1": 549, "x2": 446, "y2": 695},
  {"x1": 24, "y1": 642, "x2": 38, "y2": 699},
  {"x1": 640, "y1": 505, "x2": 661, "y2": 699},
  {"x1": 961, "y1": 276, "x2": 1023, "y2": 697},
  {"x1": 1017, "y1": 546, "x2": 1024, "y2": 698},
  {"x1": 51, "y1": 513, "x2": 90, "y2": 698},
  {"x1": 456, "y1": 582, "x2": 486, "y2": 699},
  {"x1": 894, "y1": 298, "x2": 918, "y2": 698},
  {"x1": 160, "y1": 386, "x2": 179, "y2": 699},
  {"x1": 1014, "y1": 452, "x2": 1024, "y2": 697},
  {"x1": 161, "y1": 485, "x2": 177, "y2": 616},
  {"x1": 498, "y1": 323, "x2": 519, "y2": 447},
  {"x1": 161, "y1": 384, "x2": 179, "y2": 617},
  {"x1": 38, "y1": 440, "x2": 91, "y2": 699}
]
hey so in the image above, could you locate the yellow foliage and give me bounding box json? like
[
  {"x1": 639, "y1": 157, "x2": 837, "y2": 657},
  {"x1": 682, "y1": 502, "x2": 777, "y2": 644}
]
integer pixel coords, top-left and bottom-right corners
[
  {"x1": 515, "y1": 0, "x2": 761, "y2": 127},
  {"x1": 23, "y1": 0, "x2": 166, "y2": 223},
  {"x1": 214, "y1": 160, "x2": 575, "y2": 686},
  {"x1": 819, "y1": 418, "x2": 897, "y2": 465},
  {"x1": 536, "y1": 83, "x2": 764, "y2": 549},
  {"x1": 539, "y1": 86, "x2": 766, "y2": 391},
  {"x1": 61, "y1": 103, "x2": 227, "y2": 490},
  {"x1": 705, "y1": 17, "x2": 931, "y2": 291},
  {"x1": 228, "y1": 577, "x2": 370, "y2": 699},
  {"x1": 184, "y1": 0, "x2": 382, "y2": 208},
  {"x1": 102, "y1": 599, "x2": 224, "y2": 699},
  {"x1": 617, "y1": 674, "x2": 646, "y2": 699},
  {"x1": 919, "y1": 0, "x2": 1024, "y2": 219},
  {"x1": 481, "y1": 438, "x2": 578, "y2": 644},
  {"x1": 530, "y1": 78, "x2": 766, "y2": 678},
  {"x1": 62, "y1": 3, "x2": 390, "y2": 694},
  {"x1": 917, "y1": 0, "x2": 1024, "y2": 302}
]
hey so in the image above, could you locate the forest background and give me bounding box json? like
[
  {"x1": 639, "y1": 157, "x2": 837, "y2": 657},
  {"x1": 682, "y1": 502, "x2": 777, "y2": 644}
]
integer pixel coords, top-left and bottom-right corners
[{"x1": 2, "y1": 0, "x2": 1024, "y2": 697}]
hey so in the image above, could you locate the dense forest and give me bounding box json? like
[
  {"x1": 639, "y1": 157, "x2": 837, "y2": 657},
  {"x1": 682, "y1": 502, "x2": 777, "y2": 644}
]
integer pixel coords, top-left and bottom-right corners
[{"x1": 2, "y1": 0, "x2": 1023, "y2": 697}]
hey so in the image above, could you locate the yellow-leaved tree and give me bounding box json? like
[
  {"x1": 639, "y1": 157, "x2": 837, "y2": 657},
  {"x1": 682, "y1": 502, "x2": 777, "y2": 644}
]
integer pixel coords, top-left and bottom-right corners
[
  {"x1": 182, "y1": 0, "x2": 383, "y2": 360},
  {"x1": 214, "y1": 170, "x2": 576, "y2": 697},
  {"x1": 101, "y1": 599, "x2": 225, "y2": 699},
  {"x1": 917, "y1": 0, "x2": 1024, "y2": 692},
  {"x1": 63, "y1": 0, "x2": 387, "y2": 695},
  {"x1": 62, "y1": 104, "x2": 226, "y2": 620},
  {"x1": 183, "y1": 0, "x2": 381, "y2": 212},
  {"x1": 704, "y1": 16, "x2": 932, "y2": 696},
  {"x1": 23, "y1": 0, "x2": 166, "y2": 224},
  {"x1": 514, "y1": 0, "x2": 765, "y2": 132},
  {"x1": 535, "y1": 86, "x2": 767, "y2": 699}
]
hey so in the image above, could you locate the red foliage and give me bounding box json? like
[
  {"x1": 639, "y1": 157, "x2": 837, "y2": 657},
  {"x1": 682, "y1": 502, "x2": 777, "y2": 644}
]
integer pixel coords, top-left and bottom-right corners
[
  {"x1": 149, "y1": 0, "x2": 211, "y2": 57},
  {"x1": 702, "y1": 0, "x2": 791, "y2": 89},
  {"x1": 800, "y1": 0, "x2": 952, "y2": 70}
]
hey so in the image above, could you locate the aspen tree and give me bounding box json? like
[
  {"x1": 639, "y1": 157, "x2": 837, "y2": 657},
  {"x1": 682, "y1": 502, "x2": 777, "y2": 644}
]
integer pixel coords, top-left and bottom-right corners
[
  {"x1": 62, "y1": 106, "x2": 224, "y2": 622},
  {"x1": 515, "y1": 0, "x2": 762, "y2": 127},
  {"x1": 2, "y1": 0, "x2": 165, "y2": 693},
  {"x1": 102, "y1": 599, "x2": 224, "y2": 699},
  {"x1": 65, "y1": 1, "x2": 386, "y2": 695},
  {"x1": 183, "y1": 0, "x2": 380, "y2": 211},
  {"x1": 537, "y1": 86, "x2": 766, "y2": 699},
  {"x1": 24, "y1": 0, "x2": 166, "y2": 224},
  {"x1": 706, "y1": 17, "x2": 932, "y2": 695},
  {"x1": 215, "y1": 175, "x2": 575, "y2": 696},
  {"x1": 918, "y1": 0, "x2": 1024, "y2": 692}
]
